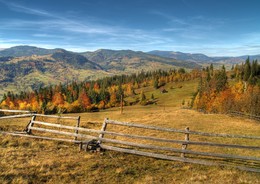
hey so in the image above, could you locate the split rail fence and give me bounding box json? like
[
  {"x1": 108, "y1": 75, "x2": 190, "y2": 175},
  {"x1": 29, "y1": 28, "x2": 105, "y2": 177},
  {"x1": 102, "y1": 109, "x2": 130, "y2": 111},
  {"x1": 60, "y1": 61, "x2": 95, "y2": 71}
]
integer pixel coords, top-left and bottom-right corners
[
  {"x1": 230, "y1": 111, "x2": 260, "y2": 121},
  {"x1": 0, "y1": 109, "x2": 259, "y2": 172}
]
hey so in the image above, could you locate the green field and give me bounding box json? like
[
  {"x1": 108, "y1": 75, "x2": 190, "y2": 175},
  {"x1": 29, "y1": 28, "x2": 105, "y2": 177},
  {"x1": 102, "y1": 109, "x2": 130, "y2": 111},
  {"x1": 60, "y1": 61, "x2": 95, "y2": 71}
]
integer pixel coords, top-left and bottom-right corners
[{"x1": 0, "y1": 79, "x2": 259, "y2": 184}]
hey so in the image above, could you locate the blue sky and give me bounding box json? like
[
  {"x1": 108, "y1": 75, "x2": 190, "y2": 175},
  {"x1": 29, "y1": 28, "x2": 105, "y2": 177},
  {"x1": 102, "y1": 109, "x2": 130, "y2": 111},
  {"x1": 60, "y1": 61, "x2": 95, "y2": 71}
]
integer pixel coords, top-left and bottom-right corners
[{"x1": 0, "y1": 0, "x2": 260, "y2": 56}]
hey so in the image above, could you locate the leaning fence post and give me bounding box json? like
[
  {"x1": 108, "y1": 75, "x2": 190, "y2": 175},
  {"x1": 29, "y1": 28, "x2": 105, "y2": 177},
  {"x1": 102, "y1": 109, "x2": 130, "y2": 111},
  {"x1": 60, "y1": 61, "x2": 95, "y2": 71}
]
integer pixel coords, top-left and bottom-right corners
[
  {"x1": 181, "y1": 127, "x2": 189, "y2": 158},
  {"x1": 75, "y1": 116, "x2": 81, "y2": 140},
  {"x1": 98, "y1": 118, "x2": 108, "y2": 144},
  {"x1": 27, "y1": 115, "x2": 36, "y2": 135}
]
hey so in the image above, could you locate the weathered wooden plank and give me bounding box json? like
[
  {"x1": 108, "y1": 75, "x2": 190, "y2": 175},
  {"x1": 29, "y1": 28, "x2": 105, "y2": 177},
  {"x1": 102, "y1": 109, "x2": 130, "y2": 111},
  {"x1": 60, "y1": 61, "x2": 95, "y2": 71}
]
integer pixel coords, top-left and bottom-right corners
[
  {"x1": 0, "y1": 109, "x2": 35, "y2": 113},
  {"x1": 33, "y1": 114, "x2": 79, "y2": 120},
  {"x1": 100, "y1": 144, "x2": 260, "y2": 173},
  {"x1": 0, "y1": 131, "x2": 81, "y2": 143},
  {"x1": 31, "y1": 121, "x2": 260, "y2": 150},
  {"x1": 0, "y1": 114, "x2": 34, "y2": 119},
  {"x1": 106, "y1": 120, "x2": 260, "y2": 140},
  {"x1": 29, "y1": 126, "x2": 97, "y2": 140}
]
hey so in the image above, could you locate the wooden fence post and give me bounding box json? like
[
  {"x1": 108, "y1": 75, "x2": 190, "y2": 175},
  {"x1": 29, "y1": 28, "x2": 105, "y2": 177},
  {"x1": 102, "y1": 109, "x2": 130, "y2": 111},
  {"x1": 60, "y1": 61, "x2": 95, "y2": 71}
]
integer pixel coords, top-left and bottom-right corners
[
  {"x1": 75, "y1": 116, "x2": 81, "y2": 140},
  {"x1": 27, "y1": 115, "x2": 36, "y2": 135},
  {"x1": 181, "y1": 127, "x2": 189, "y2": 158},
  {"x1": 98, "y1": 118, "x2": 108, "y2": 144}
]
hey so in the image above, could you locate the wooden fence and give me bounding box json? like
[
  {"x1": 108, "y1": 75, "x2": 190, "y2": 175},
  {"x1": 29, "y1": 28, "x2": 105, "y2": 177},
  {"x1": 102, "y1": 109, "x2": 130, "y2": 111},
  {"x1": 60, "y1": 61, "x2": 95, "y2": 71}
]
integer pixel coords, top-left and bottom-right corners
[
  {"x1": 230, "y1": 111, "x2": 260, "y2": 121},
  {"x1": 0, "y1": 109, "x2": 259, "y2": 172}
]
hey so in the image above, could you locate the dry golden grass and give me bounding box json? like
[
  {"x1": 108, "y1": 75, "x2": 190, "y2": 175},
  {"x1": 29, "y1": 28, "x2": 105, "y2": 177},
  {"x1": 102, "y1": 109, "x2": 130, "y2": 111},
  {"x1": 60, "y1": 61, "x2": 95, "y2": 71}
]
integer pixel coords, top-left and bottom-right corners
[{"x1": 0, "y1": 79, "x2": 260, "y2": 183}]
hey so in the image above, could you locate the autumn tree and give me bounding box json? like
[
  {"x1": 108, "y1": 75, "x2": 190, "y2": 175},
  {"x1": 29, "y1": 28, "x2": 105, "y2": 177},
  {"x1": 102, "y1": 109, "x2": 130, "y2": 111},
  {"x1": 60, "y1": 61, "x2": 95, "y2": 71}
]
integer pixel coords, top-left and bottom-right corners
[{"x1": 78, "y1": 89, "x2": 91, "y2": 111}]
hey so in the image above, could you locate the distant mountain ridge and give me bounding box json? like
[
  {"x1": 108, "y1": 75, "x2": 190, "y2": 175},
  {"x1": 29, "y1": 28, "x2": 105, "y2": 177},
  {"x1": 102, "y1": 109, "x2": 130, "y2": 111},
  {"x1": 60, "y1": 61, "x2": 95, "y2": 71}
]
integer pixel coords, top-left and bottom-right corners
[
  {"x1": 0, "y1": 45, "x2": 58, "y2": 57},
  {"x1": 81, "y1": 49, "x2": 200, "y2": 71},
  {"x1": 147, "y1": 50, "x2": 260, "y2": 64}
]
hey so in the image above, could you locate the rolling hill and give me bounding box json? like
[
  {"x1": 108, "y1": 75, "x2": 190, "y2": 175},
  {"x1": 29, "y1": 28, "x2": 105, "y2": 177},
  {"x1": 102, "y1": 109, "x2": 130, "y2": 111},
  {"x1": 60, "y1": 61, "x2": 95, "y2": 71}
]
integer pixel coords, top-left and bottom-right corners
[
  {"x1": 0, "y1": 46, "x2": 200, "y2": 99},
  {"x1": 81, "y1": 49, "x2": 200, "y2": 71},
  {"x1": 0, "y1": 45, "x2": 58, "y2": 57},
  {"x1": 0, "y1": 48, "x2": 106, "y2": 98}
]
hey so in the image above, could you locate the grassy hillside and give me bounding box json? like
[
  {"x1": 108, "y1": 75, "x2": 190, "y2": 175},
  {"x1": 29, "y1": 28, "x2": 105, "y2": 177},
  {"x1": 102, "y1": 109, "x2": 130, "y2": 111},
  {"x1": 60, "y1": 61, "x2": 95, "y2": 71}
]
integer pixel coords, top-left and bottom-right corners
[{"x1": 0, "y1": 79, "x2": 259, "y2": 183}]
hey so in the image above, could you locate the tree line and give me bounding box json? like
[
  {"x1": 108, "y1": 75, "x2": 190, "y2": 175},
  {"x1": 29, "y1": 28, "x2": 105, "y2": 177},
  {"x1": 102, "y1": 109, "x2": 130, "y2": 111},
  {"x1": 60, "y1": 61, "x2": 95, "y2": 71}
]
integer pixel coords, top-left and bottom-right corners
[{"x1": 0, "y1": 68, "x2": 200, "y2": 114}]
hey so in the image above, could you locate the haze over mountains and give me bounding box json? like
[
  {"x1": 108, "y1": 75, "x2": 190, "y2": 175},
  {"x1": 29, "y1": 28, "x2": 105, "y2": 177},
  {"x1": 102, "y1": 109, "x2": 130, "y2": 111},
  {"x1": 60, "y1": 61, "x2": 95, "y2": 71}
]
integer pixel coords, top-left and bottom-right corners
[{"x1": 0, "y1": 45, "x2": 259, "y2": 98}]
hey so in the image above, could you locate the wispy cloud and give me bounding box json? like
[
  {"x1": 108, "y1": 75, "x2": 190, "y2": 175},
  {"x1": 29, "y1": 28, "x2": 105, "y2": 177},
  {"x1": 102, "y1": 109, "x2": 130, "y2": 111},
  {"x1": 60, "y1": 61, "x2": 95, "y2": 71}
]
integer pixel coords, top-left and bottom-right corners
[
  {"x1": 0, "y1": 1, "x2": 173, "y2": 51},
  {"x1": 6, "y1": 2, "x2": 52, "y2": 17},
  {"x1": 0, "y1": 0, "x2": 56, "y2": 22},
  {"x1": 152, "y1": 11, "x2": 226, "y2": 42},
  {"x1": 0, "y1": 1, "x2": 115, "y2": 34},
  {"x1": 151, "y1": 11, "x2": 188, "y2": 25}
]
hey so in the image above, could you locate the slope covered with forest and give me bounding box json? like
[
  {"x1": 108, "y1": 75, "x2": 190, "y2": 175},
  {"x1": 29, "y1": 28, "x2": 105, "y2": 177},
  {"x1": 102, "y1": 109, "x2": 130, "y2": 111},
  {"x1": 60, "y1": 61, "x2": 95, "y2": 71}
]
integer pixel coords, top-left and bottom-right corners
[
  {"x1": 0, "y1": 68, "x2": 200, "y2": 113},
  {"x1": 193, "y1": 58, "x2": 260, "y2": 116},
  {"x1": 0, "y1": 46, "x2": 200, "y2": 99}
]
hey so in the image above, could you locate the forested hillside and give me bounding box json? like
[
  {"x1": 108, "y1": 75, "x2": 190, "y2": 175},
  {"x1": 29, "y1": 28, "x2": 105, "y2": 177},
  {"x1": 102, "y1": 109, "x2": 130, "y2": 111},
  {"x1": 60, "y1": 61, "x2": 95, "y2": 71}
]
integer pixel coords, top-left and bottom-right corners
[
  {"x1": 193, "y1": 58, "x2": 260, "y2": 115},
  {"x1": 0, "y1": 68, "x2": 200, "y2": 113},
  {"x1": 0, "y1": 46, "x2": 201, "y2": 99}
]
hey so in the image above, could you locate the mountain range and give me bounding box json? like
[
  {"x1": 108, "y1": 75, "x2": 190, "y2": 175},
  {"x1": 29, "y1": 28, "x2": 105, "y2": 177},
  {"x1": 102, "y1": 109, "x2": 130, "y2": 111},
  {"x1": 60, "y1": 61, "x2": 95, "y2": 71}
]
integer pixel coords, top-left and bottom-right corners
[
  {"x1": 0, "y1": 45, "x2": 258, "y2": 99},
  {"x1": 0, "y1": 46, "x2": 199, "y2": 98},
  {"x1": 147, "y1": 50, "x2": 260, "y2": 64}
]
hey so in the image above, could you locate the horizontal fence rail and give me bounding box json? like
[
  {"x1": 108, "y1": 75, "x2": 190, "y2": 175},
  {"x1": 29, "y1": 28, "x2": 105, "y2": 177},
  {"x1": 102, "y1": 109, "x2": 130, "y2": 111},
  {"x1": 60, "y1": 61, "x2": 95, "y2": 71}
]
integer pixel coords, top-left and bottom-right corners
[
  {"x1": 0, "y1": 109, "x2": 79, "y2": 120},
  {"x1": 100, "y1": 145, "x2": 260, "y2": 173},
  {"x1": 0, "y1": 131, "x2": 81, "y2": 143},
  {"x1": 0, "y1": 109, "x2": 36, "y2": 113},
  {"x1": 33, "y1": 114, "x2": 79, "y2": 120},
  {"x1": 0, "y1": 114, "x2": 35, "y2": 119}
]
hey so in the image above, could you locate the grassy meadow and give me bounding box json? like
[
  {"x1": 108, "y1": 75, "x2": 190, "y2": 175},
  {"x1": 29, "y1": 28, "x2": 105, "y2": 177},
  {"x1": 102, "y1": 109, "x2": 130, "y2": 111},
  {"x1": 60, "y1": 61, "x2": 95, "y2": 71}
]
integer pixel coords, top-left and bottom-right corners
[{"x1": 0, "y1": 79, "x2": 260, "y2": 183}]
